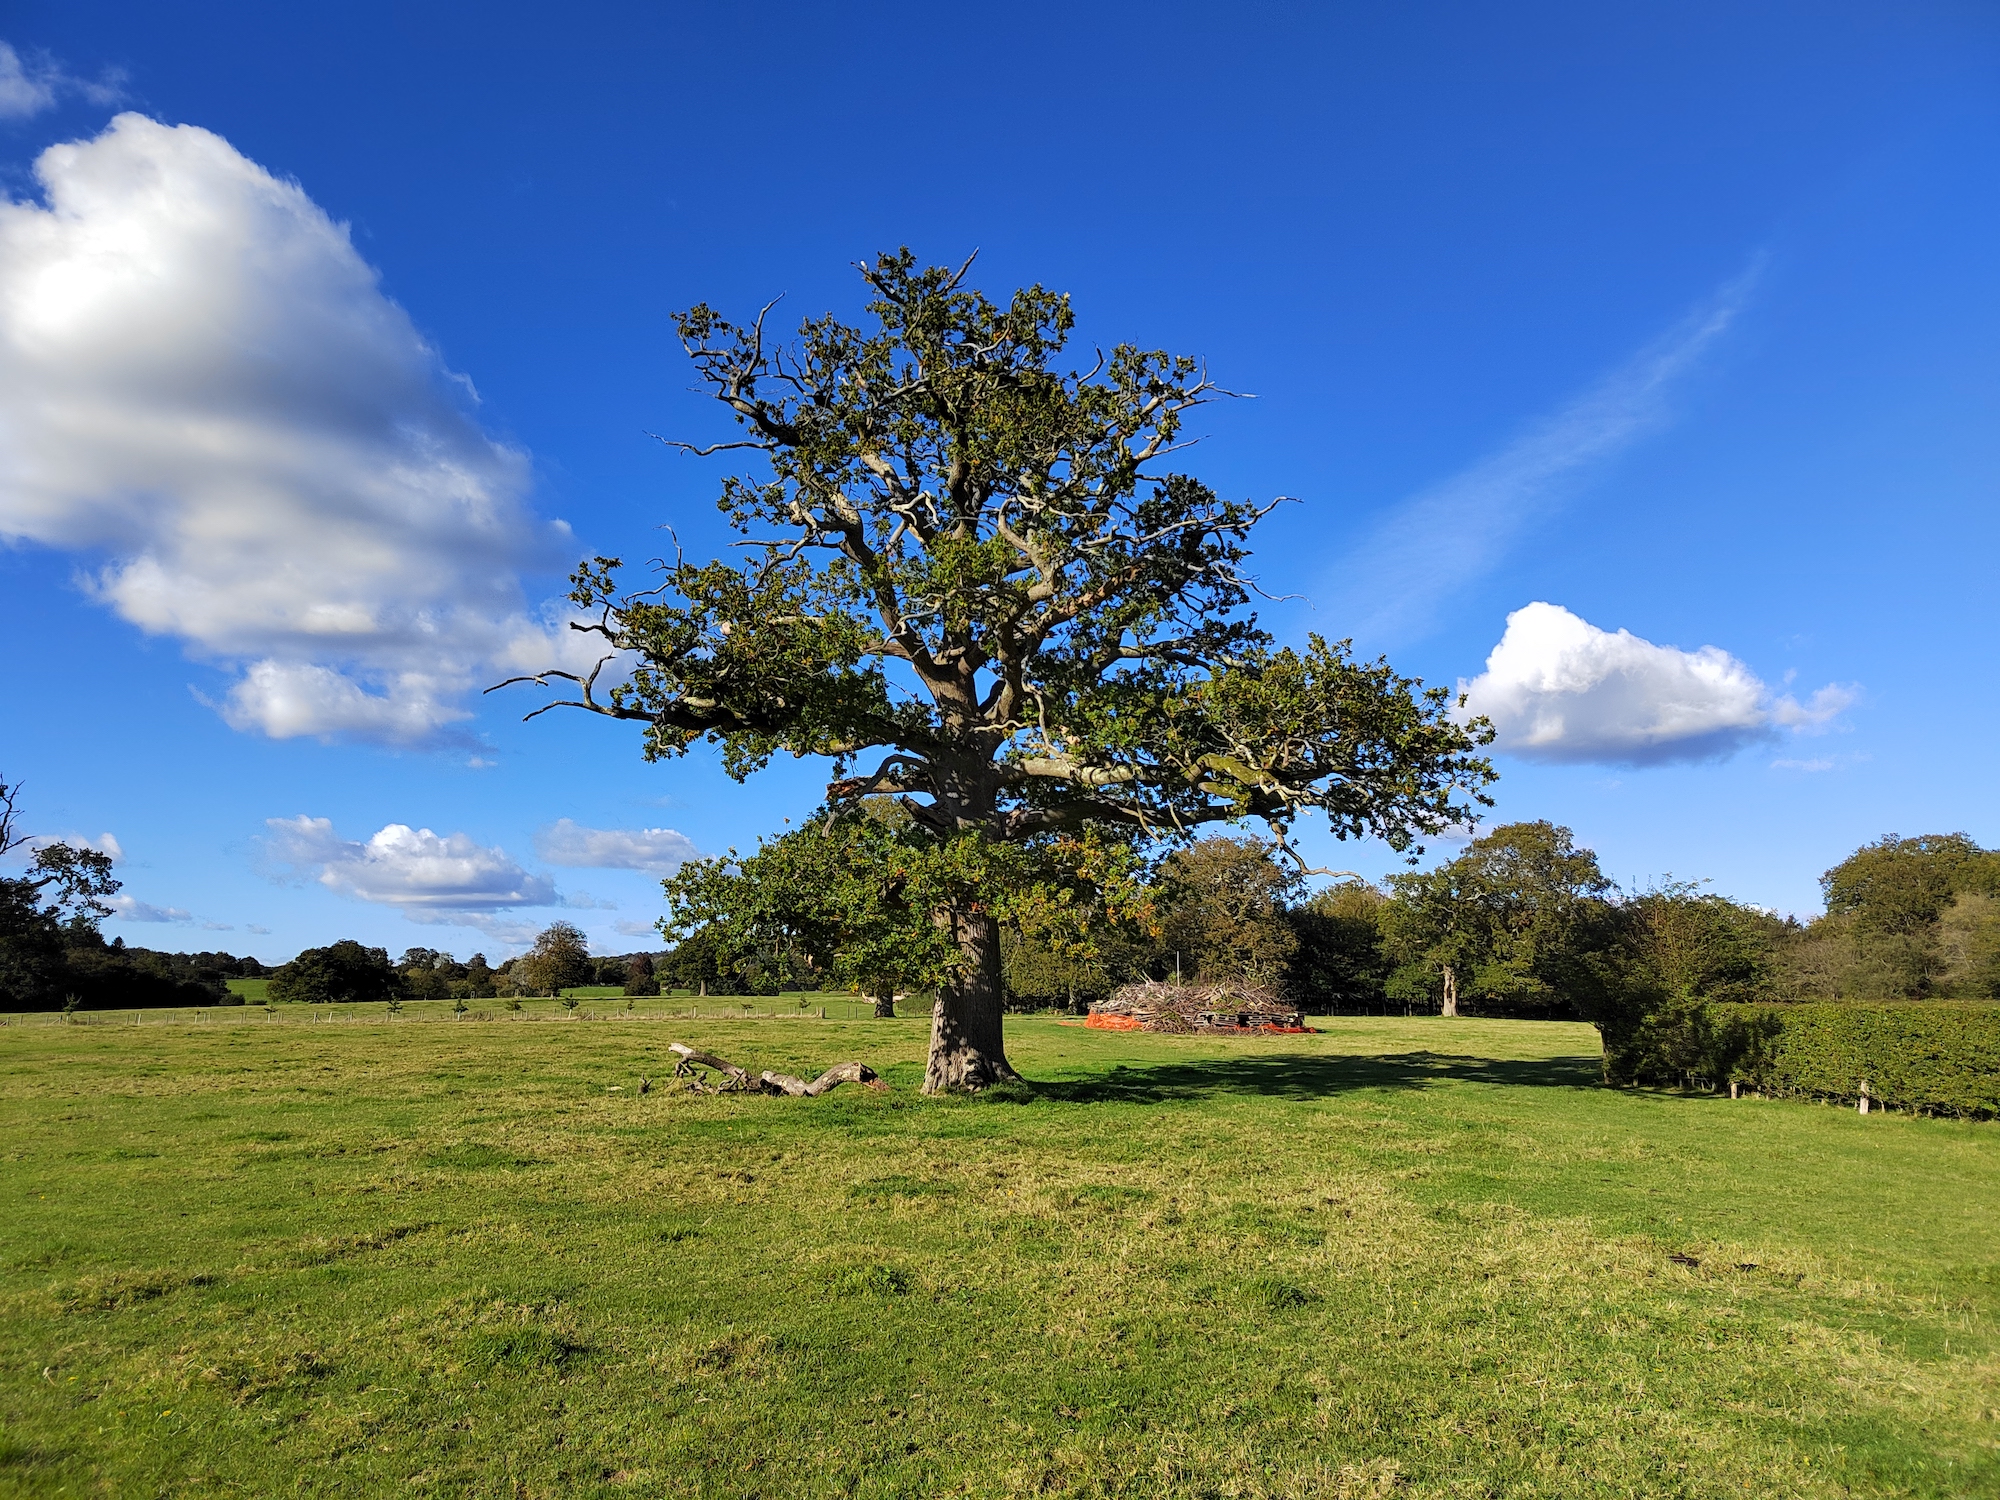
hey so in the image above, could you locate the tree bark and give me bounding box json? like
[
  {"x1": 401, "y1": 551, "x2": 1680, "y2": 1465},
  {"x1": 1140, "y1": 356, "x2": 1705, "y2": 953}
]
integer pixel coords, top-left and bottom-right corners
[
  {"x1": 873, "y1": 991, "x2": 896, "y2": 1019},
  {"x1": 1440, "y1": 964, "x2": 1458, "y2": 1018},
  {"x1": 922, "y1": 908, "x2": 1020, "y2": 1093}
]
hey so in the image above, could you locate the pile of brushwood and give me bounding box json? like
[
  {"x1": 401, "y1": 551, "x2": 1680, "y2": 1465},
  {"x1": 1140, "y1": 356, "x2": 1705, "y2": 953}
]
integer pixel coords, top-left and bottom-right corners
[{"x1": 1089, "y1": 979, "x2": 1306, "y2": 1034}]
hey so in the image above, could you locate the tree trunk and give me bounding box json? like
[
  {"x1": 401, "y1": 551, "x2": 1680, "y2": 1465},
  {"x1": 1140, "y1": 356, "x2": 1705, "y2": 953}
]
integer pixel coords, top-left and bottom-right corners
[
  {"x1": 1440, "y1": 964, "x2": 1458, "y2": 1018},
  {"x1": 873, "y1": 991, "x2": 896, "y2": 1019},
  {"x1": 922, "y1": 908, "x2": 1020, "y2": 1093}
]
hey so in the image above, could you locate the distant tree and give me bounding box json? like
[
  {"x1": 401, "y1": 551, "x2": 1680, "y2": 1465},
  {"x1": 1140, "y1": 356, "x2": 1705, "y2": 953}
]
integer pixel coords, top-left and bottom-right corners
[
  {"x1": 1380, "y1": 821, "x2": 1619, "y2": 1019},
  {"x1": 1600, "y1": 883, "x2": 1781, "y2": 1085},
  {"x1": 623, "y1": 952, "x2": 660, "y2": 996},
  {"x1": 1626, "y1": 885, "x2": 1775, "y2": 1007},
  {"x1": 395, "y1": 947, "x2": 454, "y2": 1001},
  {"x1": 269, "y1": 940, "x2": 396, "y2": 1005},
  {"x1": 1153, "y1": 836, "x2": 1299, "y2": 985},
  {"x1": 1000, "y1": 926, "x2": 1125, "y2": 1010},
  {"x1": 1287, "y1": 882, "x2": 1389, "y2": 1012},
  {"x1": 61, "y1": 941, "x2": 227, "y2": 1007},
  {"x1": 514, "y1": 922, "x2": 593, "y2": 997},
  {"x1": 663, "y1": 929, "x2": 727, "y2": 997},
  {"x1": 499, "y1": 252, "x2": 1495, "y2": 1089},
  {"x1": 0, "y1": 775, "x2": 121, "y2": 1010},
  {"x1": 462, "y1": 953, "x2": 497, "y2": 999},
  {"x1": 1819, "y1": 834, "x2": 1998, "y2": 997},
  {"x1": 1939, "y1": 892, "x2": 2000, "y2": 999}
]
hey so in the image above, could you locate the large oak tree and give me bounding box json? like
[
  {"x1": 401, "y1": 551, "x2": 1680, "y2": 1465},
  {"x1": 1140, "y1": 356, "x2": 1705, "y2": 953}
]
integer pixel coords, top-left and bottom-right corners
[{"x1": 503, "y1": 253, "x2": 1494, "y2": 1091}]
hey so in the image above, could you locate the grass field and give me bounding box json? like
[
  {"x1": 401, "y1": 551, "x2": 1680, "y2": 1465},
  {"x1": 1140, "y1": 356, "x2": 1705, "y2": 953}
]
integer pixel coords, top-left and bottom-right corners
[{"x1": 0, "y1": 1008, "x2": 1994, "y2": 1498}]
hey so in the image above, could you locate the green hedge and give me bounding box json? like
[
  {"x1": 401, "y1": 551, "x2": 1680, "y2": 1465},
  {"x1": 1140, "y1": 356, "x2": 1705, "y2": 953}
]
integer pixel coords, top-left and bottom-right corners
[{"x1": 1716, "y1": 1002, "x2": 2000, "y2": 1119}]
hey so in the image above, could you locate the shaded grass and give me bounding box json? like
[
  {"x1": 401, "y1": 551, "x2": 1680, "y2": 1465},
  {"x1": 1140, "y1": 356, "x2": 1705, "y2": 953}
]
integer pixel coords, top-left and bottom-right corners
[{"x1": 0, "y1": 1014, "x2": 1994, "y2": 1498}]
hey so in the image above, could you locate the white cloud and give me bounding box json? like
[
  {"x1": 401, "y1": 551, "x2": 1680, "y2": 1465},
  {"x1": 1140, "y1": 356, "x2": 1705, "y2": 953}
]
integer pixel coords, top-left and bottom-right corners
[
  {"x1": 1329, "y1": 265, "x2": 1758, "y2": 643},
  {"x1": 0, "y1": 114, "x2": 602, "y2": 745},
  {"x1": 1772, "y1": 757, "x2": 1835, "y2": 773},
  {"x1": 614, "y1": 918, "x2": 663, "y2": 939},
  {"x1": 109, "y1": 894, "x2": 192, "y2": 923},
  {"x1": 246, "y1": 924, "x2": 272, "y2": 935},
  {"x1": 12, "y1": 829, "x2": 122, "y2": 863},
  {"x1": 262, "y1": 815, "x2": 556, "y2": 916},
  {"x1": 1460, "y1": 602, "x2": 1856, "y2": 766},
  {"x1": 534, "y1": 818, "x2": 700, "y2": 873},
  {"x1": 0, "y1": 42, "x2": 121, "y2": 121},
  {"x1": 1770, "y1": 684, "x2": 1858, "y2": 729}
]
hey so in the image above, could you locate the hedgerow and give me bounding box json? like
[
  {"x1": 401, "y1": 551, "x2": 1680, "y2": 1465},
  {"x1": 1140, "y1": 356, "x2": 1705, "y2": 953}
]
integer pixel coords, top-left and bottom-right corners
[{"x1": 1715, "y1": 1001, "x2": 2000, "y2": 1118}]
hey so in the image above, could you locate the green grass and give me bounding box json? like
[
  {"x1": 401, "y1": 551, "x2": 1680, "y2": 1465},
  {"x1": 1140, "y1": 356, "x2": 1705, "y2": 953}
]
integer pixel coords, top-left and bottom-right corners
[
  {"x1": 0, "y1": 1012, "x2": 1993, "y2": 1498},
  {"x1": 221, "y1": 977, "x2": 268, "y2": 1002}
]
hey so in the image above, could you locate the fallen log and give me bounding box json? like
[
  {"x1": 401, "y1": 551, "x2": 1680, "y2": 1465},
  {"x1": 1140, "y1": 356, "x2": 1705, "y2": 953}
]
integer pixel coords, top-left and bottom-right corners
[
  {"x1": 759, "y1": 1061, "x2": 884, "y2": 1096},
  {"x1": 669, "y1": 1042, "x2": 882, "y2": 1097}
]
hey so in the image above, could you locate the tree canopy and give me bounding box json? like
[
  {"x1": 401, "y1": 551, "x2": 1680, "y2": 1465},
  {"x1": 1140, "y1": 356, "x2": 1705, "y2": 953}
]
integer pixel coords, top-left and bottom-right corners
[
  {"x1": 505, "y1": 252, "x2": 1495, "y2": 1089},
  {"x1": 511, "y1": 922, "x2": 594, "y2": 998},
  {"x1": 269, "y1": 940, "x2": 395, "y2": 1006},
  {"x1": 1381, "y1": 821, "x2": 1618, "y2": 1019},
  {"x1": 1, "y1": 776, "x2": 121, "y2": 1010}
]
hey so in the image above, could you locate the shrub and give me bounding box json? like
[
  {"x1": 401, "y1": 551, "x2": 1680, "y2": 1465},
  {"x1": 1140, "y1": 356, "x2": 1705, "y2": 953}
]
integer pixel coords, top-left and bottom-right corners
[{"x1": 1716, "y1": 1002, "x2": 2000, "y2": 1119}]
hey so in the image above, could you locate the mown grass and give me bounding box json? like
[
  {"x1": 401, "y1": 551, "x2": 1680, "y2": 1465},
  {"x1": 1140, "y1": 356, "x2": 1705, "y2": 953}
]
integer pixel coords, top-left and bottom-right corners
[{"x1": 0, "y1": 1011, "x2": 1994, "y2": 1498}]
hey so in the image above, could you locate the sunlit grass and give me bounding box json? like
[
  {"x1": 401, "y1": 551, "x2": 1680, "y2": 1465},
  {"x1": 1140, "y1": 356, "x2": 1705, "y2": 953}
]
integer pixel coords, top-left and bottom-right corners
[{"x1": 0, "y1": 1012, "x2": 1993, "y2": 1497}]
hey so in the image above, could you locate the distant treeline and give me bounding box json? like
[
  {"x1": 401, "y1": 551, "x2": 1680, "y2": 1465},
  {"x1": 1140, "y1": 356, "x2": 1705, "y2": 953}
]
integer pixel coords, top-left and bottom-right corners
[
  {"x1": 1002, "y1": 822, "x2": 2000, "y2": 1018},
  {"x1": 258, "y1": 927, "x2": 674, "y2": 1007},
  {"x1": 10, "y1": 824, "x2": 1995, "y2": 1030},
  {"x1": 0, "y1": 931, "x2": 268, "y2": 1011}
]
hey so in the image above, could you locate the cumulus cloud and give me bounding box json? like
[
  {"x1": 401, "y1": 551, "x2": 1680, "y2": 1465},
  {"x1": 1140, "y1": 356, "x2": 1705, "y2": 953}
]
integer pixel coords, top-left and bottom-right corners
[
  {"x1": 0, "y1": 42, "x2": 122, "y2": 121},
  {"x1": 1460, "y1": 602, "x2": 1856, "y2": 766},
  {"x1": 262, "y1": 816, "x2": 556, "y2": 919},
  {"x1": 1329, "y1": 265, "x2": 1758, "y2": 643},
  {"x1": 534, "y1": 818, "x2": 701, "y2": 874},
  {"x1": 109, "y1": 894, "x2": 192, "y2": 923},
  {"x1": 614, "y1": 918, "x2": 664, "y2": 939},
  {"x1": 0, "y1": 114, "x2": 600, "y2": 745}
]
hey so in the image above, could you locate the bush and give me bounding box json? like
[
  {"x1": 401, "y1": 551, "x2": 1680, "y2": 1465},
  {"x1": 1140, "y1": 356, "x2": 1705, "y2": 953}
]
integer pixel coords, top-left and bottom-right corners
[{"x1": 1716, "y1": 1002, "x2": 2000, "y2": 1119}]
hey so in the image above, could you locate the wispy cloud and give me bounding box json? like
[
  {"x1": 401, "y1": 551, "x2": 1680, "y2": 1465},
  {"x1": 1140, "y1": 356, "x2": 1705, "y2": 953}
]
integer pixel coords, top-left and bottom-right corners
[
  {"x1": 1326, "y1": 263, "x2": 1760, "y2": 644},
  {"x1": 0, "y1": 41, "x2": 123, "y2": 120},
  {"x1": 108, "y1": 894, "x2": 193, "y2": 924},
  {"x1": 534, "y1": 819, "x2": 700, "y2": 874}
]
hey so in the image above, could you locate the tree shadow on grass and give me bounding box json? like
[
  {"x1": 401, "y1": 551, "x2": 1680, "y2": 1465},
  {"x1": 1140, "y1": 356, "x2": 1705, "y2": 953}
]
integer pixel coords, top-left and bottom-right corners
[{"x1": 1027, "y1": 1050, "x2": 1605, "y2": 1105}]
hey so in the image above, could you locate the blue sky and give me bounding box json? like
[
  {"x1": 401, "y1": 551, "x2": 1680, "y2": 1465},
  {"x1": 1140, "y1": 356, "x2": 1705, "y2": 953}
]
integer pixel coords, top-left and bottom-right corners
[{"x1": 1, "y1": 1, "x2": 1996, "y2": 960}]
